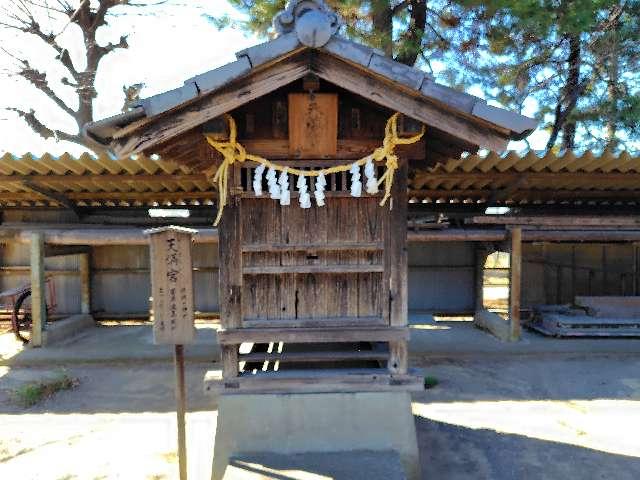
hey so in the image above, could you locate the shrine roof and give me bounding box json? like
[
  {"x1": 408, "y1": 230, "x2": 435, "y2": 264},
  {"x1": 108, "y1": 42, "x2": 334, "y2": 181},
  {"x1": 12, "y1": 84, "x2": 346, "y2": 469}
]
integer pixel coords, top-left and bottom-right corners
[{"x1": 83, "y1": 2, "x2": 536, "y2": 158}]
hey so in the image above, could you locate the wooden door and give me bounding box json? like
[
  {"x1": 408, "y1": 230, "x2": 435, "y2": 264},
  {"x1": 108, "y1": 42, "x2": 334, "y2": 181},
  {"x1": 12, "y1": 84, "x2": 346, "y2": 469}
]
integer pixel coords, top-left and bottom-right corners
[{"x1": 240, "y1": 195, "x2": 387, "y2": 328}]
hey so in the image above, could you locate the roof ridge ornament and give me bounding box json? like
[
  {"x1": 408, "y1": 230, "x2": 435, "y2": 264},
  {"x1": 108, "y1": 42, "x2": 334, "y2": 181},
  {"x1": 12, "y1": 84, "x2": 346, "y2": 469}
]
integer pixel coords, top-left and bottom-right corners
[{"x1": 273, "y1": 0, "x2": 342, "y2": 48}]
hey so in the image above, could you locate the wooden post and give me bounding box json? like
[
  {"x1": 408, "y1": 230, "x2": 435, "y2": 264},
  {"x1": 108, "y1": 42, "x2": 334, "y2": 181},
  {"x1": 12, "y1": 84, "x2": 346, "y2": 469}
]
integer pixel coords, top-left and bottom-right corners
[
  {"x1": 508, "y1": 227, "x2": 522, "y2": 341},
  {"x1": 474, "y1": 247, "x2": 488, "y2": 312},
  {"x1": 388, "y1": 340, "x2": 408, "y2": 375},
  {"x1": 387, "y1": 158, "x2": 408, "y2": 375},
  {"x1": 30, "y1": 232, "x2": 46, "y2": 347},
  {"x1": 79, "y1": 252, "x2": 91, "y2": 315},
  {"x1": 174, "y1": 344, "x2": 187, "y2": 480},
  {"x1": 218, "y1": 168, "x2": 242, "y2": 379}
]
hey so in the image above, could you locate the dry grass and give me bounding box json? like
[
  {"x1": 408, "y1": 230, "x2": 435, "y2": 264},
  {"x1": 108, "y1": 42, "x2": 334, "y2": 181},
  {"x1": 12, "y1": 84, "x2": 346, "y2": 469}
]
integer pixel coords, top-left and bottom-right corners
[{"x1": 11, "y1": 372, "x2": 78, "y2": 408}]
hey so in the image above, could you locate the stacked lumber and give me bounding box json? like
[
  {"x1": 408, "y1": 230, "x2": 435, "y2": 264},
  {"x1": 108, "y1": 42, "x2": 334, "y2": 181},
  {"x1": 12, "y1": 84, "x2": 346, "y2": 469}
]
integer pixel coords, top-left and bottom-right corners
[{"x1": 527, "y1": 297, "x2": 640, "y2": 337}]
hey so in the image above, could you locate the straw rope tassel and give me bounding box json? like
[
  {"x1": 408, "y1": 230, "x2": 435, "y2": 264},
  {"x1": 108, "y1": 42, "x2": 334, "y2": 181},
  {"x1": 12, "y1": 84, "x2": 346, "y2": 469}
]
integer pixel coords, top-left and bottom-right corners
[{"x1": 205, "y1": 113, "x2": 424, "y2": 225}]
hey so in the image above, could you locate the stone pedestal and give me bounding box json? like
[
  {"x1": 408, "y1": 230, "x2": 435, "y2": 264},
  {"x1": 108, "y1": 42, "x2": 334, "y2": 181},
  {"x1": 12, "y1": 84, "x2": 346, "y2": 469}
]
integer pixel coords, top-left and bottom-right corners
[{"x1": 212, "y1": 391, "x2": 420, "y2": 480}]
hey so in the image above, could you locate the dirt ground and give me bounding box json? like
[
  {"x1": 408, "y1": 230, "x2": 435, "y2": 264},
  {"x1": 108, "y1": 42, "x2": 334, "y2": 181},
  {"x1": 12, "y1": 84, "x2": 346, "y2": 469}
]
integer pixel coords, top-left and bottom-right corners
[{"x1": 1, "y1": 354, "x2": 639, "y2": 480}]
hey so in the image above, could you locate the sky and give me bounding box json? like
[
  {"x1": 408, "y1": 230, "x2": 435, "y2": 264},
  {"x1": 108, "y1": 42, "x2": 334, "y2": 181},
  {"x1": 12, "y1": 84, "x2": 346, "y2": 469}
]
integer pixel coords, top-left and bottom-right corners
[{"x1": 0, "y1": 0, "x2": 548, "y2": 156}]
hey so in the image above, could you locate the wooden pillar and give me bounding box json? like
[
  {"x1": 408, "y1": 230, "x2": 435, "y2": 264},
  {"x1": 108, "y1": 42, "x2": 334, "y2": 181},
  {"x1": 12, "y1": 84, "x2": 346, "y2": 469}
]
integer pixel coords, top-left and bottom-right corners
[
  {"x1": 508, "y1": 227, "x2": 522, "y2": 341},
  {"x1": 79, "y1": 252, "x2": 91, "y2": 315},
  {"x1": 474, "y1": 247, "x2": 489, "y2": 312},
  {"x1": 30, "y1": 232, "x2": 46, "y2": 347},
  {"x1": 218, "y1": 166, "x2": 242, "y2": 379},
  {"x1": 387, "y1": 158, "x2": 408, "y2": 376}
]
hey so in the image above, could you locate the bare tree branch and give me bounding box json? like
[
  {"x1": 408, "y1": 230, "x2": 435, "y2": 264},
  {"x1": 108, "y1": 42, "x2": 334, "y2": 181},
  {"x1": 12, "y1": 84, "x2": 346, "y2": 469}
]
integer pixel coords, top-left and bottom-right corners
[{"x1": 6, "y1": 107, "x2": 81, "y2": 144}]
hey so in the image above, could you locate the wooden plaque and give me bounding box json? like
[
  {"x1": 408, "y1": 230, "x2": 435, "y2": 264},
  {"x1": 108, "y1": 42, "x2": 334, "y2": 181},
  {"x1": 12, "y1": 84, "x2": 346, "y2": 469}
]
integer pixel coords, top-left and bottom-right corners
[
  {"x1": 146, "y1": 226, "x2": 197, "y2": 345},
  {"x1": 288, "y1": 93, "x2": 338, "y2": 157}
]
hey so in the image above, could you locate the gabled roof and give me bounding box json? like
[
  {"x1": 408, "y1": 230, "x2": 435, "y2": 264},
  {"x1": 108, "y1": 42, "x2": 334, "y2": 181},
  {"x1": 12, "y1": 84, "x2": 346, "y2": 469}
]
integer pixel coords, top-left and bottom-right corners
[{"x1": 84, "y1": 3, "x2": 536, "y2": 159}]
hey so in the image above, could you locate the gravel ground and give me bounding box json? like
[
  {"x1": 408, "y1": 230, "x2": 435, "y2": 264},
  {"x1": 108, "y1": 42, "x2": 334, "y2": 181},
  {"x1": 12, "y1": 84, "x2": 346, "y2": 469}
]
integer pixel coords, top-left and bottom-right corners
[{"x1": 1, "y1": 355, "x2": 639, "y2": 479}]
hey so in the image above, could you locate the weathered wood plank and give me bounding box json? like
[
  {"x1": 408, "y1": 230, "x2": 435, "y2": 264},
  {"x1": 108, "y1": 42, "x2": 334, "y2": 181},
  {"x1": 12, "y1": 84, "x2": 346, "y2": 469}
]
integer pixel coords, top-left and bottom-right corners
[
  {"x1": 241, "y1": 242, "x2": 383, "y2": 252},
  {"x1": 243, "y1": 264, "x2": 384, "y2": 274},
  {"x1": 242, "y1": 315, "x2": 385, "y2": 328},
  {"x1": 288, "y1": 93, "x2": 338, "y2": 157},
  {"x1": 217, "y1": 326, "x2": 410, "y2": 344},
  {"x1": 204, "y1": 368, "x2": 424, "y2": 394},
  {"x1": 147, "y1": 227, "x2": 196, "y2": 345}
]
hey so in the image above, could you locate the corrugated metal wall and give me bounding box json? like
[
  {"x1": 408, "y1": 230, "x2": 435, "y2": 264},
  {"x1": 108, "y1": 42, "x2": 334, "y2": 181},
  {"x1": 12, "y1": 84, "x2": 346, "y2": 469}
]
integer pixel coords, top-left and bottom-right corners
[
  {"x1": 1, "y1": 241, "x2": 636, "y2": 316},
  {"x1": 408, "y1": 242, "x2": 475, "y2": 312}
]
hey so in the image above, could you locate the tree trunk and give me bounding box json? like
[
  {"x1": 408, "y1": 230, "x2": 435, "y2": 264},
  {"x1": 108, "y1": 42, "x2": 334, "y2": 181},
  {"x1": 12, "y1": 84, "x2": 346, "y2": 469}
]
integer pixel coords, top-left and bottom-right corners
[
  {"x1": 395, "y1": 0, "x2": 427, "y2": 66},
  {"x1": 606, "y1": 18, "x2": 620, "y2": 147},
  {"x1": 547, "y1": 34, "x2": 582, "y2": 151},
  {"x1": 371, "y1": 0, "x2": 393, "y2": 57}
]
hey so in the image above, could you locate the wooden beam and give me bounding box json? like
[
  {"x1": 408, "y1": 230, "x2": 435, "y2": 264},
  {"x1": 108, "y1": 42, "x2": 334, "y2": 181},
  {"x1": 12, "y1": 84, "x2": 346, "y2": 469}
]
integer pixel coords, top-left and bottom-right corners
[
  {"x1": 313, "y1": 53, "x2": 509, "y2": 151},
  {"x1": 0, "y1": 227, "x2": 219, "y2": 245},
  {"x1": 409, "y1": 189, "x2": 640, "y2": 202},
  {"x1": 509, "y1": 227, "x2": 522, "y2": 341},
  {"x1": 217, "y1": 326, "x2": 410, "y2": 345},
  {"x1": 409, "y1": 230, "x2": 506, "y2": 242},
  {"x1": 243, "y1": 264, "x2": 384, "y2": 274},
  {"x1": 44, "y1": 245, "x2": 91, "y2": 257},
  {"x1": 470, "y1": 216, "x2": 640, "y2": 227},
  {"x1": 241, "y1": 138, "x2": 426, "y2": 160},
  {"x1": 204, "y1": 369, "x2": 424, "y2": 394},
  {"x1": 409, "y1": 229, "x2": 640, "y2": 242},
  {"x1": 413, "y1": 172, "x2": 640, "y2": 184},
  {"x1": 114, "y1": 54, "x2": 312, "y2": 158},
  {"x1": 21, "y1": 180, "x2": 80, "y2": 217},
  {"x1": 30, "y1": 232, "x2": 46, "y2": 347}
]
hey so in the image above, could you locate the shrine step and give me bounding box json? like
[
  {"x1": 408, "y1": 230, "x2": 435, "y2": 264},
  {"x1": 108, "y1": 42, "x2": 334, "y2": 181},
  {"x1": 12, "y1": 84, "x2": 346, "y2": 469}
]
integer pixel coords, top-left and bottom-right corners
[
  {"x1": 239, "y1": 349, "x2": 389, "y2": 363},
  {"x1": 223, "y1": 451, "x2": 407, "y2": 480},
  {"x1": 217, "y1": 326, "x2": 409, "y2": 345},
  {"x1": 204, "y1": 367, "x2": 424, "y2": 395}
]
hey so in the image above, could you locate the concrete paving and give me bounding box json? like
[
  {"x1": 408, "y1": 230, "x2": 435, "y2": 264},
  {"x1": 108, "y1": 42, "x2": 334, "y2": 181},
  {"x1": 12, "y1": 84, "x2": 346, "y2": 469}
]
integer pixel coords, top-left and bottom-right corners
[
  {"x1": 1, "y1": 313, "x2": 640, "y2": 366},
  {"x1": 1, "y1": 356, "x2": 639, "y2": 479}
]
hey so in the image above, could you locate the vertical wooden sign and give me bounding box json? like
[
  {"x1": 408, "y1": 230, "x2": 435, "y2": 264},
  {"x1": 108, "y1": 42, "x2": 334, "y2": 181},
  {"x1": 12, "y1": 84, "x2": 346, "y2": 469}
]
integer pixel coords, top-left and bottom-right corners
[
  {"x1": 145, "y1": 226, "x2": 197, "y2": 480},
  {"x1": 146, "y1": 226, "x2": 197, "y2": 345}
]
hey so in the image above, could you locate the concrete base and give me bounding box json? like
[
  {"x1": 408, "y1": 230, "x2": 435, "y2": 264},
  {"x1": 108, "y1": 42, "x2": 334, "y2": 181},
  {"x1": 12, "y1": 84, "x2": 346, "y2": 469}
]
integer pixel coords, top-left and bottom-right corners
[
  {"x1": 212, "y1": 392, "x2": 420, "y2": 480},
  {"x1": 223, "y1": 451, "x2": 406, "y2": 480},
  {"x1": 474, "y1": 309, "x2": 514, "y2": 342},
  {"x1": 40, "y1": 314, "x2": 95, "y2": 346}
]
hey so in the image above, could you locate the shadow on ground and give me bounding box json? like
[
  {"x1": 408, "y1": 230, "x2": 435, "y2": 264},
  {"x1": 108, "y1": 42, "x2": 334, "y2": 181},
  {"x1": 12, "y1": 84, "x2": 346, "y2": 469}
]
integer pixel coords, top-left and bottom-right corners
[{"x1": 417, "y1": 416, "x2": 640, "y2": 480}]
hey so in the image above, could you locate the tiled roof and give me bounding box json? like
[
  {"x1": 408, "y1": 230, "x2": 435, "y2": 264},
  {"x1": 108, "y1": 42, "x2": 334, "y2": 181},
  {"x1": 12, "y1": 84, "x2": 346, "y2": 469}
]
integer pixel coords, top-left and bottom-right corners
[{"x1": 84, "y1": 34, "x2": 536, "y2": 153}]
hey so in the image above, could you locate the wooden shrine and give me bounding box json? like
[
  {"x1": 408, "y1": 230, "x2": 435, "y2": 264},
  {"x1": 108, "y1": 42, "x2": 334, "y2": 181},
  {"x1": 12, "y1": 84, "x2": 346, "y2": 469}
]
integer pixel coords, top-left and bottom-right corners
[{"x1": 83, "y1": 1, "x2": 535, "y2": 394}]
